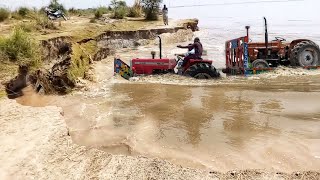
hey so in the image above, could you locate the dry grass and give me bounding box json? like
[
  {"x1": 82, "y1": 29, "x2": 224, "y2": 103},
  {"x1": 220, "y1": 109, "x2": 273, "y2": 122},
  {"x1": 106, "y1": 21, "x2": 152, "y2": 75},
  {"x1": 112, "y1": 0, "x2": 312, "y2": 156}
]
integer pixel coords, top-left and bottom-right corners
[
  {"x1": 0, "y1": 27, "x2": 42, "y2": 67},
  {"x1": 68, "y1": 41, "x2": 96, "y2": 81}
]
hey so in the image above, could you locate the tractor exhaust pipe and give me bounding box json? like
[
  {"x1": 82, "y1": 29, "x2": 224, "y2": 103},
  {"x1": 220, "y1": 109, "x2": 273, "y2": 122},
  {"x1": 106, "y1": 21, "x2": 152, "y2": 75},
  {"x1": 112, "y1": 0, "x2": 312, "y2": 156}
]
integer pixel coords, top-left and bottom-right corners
[
  {"x1": 245, "y1": 26, "x2": 250, "y2": 42},
  {"x1": 264, "y1": 17, "x2": 269, "y2": 58},
  {"x1": 158, "y1": 36, "x2": 162, "y2": 59}
]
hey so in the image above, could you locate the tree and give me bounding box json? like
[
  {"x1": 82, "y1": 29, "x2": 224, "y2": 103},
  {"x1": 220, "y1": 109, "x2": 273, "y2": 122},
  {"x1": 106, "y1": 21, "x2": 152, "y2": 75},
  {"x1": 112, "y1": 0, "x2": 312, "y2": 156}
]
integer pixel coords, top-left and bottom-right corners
[
  {"x1": 110, "y1": 0, "x2": 127, "y2": 9},
  {"x1": 49, "y1": 0, "x2": 66, "y2": 12},
  {"x1": 141, "y1": 0, "x2": 162, "y2": 20},
  {"x1": 109, "y1": 0, "x2": 128, "y2": 19}
]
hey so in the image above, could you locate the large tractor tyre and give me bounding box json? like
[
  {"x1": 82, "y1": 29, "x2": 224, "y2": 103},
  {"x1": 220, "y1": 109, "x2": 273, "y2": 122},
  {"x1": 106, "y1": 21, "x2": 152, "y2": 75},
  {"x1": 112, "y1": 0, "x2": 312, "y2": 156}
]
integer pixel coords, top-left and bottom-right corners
[
  {"x1": 290, "y1": 41, "x2": 320, "y2": 67},
  {"x1": 252, "y1": 59, "x2": 270, "y2": 68},
  {"x1": 185, "y1": 63, "x2": 220, "y2": 79}
]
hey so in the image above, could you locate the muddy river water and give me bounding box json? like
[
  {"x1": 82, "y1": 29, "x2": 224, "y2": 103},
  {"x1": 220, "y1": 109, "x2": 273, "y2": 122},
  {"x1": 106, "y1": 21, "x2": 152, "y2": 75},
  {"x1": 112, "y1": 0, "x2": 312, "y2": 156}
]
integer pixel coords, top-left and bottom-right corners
[
  {"x1": 23, "y1": 71, "x2": 318, "y2": 173},
  {"x1": 16, "y1": 39, "x2": 320, "y2": 173},
  {"x1": 15, "y1": 7, "x2": 320, "y2": 172}
]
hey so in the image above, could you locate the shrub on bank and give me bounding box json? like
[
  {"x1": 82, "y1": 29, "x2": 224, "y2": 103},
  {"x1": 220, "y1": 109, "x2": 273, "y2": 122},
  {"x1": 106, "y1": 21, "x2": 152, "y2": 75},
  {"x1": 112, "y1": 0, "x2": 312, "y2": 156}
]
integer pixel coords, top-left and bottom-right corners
[
  {"x1": 127, "y1": 5, "x2": 142, "y2": 17},
  {"x1": 141, "y1": 0, "x2": 162, "y2": 20},
  {"x1": 111, "y1": 7, "x2": 127, "y2": 19},
  {"x1": 33, "y1": 13, "x2": 57, "y2": 30},
  {"x1": 94, "y1": 6, "x2": 108, "y2": 19},
  {"x1": 49, "y1": 0, "x2": 66, "y2": 13},
  {"x1": 18, "y1": 7, "x2": 30, "y2": 17},
  {"x1": 109, "y1": 0, "x2": 128, "y2": 19},
  {"x1": 0, "y1": 28, "x2": 41, "y2": 67},
  {"x1": 69, "y1": 8, "x2": 95, "y2": 17},
  {"x1": 0, "y1": 8, "x2": 10, "y2": 22}
]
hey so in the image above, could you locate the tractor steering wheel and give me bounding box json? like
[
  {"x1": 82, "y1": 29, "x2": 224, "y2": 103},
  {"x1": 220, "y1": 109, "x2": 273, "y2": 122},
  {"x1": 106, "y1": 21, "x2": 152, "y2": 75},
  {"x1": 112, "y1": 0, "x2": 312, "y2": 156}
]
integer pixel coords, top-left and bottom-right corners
[{"x1": 274, "y1": 37, "x2": 286, "y2": 42}]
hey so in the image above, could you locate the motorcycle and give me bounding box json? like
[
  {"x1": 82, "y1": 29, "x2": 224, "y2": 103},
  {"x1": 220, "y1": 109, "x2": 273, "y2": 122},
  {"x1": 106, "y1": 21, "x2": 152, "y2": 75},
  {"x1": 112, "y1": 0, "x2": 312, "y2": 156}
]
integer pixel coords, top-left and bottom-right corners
[{"x1": 44, "y1": 7, "x2": 67, "y2": 21}]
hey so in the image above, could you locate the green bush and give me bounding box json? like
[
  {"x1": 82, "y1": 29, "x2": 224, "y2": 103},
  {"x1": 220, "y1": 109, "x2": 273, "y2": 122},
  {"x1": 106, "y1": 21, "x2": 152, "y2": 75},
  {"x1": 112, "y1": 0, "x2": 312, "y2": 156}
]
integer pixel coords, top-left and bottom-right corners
[
  {"x1": 49, "y1": 0, "x2": 66, "y2": 13},
  {"x1": 0, "y1": 28, "x2": 41, "y2": 66},
  {"x1": 141, "y1": 0, "x2": 162, "y2": 20},
  {"x1": 110, "y1": 0, "x2": 127, "y2": 9},
  {"x1": 17, "y1": 22, "x2": 36, "y2": 32},
  {"x1": 127, "y1": 6, "x2": 142, "y2": 17},
  {"x1": 109, "y1": 0, "x2": 128, "y2": 19},
  {"x1": 18, "y1": 7, "x2": 30, "y2": 17},
  {"x1": 68, "y1": 8, "x2": 94, "y2": 17},
  {"x1": 0, "y1": 8, "x2": 10, "y2": 22},
  {"x1": 94, "y1": 6, "x2": 108, "y2": 19},
  {"x1": 11, "y1": 12, "x2": 22, "y2": 20},
  {"x1": 111, "y1": 7, "x2": 127, "y2": 19},
  {"x1": 35, "y1": 14, "x2": 57, "y2": 30}
]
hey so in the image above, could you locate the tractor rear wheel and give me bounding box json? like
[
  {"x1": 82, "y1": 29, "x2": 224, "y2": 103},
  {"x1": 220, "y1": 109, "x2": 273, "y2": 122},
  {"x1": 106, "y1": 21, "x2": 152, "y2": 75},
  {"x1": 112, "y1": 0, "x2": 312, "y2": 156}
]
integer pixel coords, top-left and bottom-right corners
[
  {"x1": 252, "y1": 59, "x2": 270, "y2": 68},
  {"x1": 185, "y1": 63, "x2": 220, "y2": 79},
  {"x1": 290, "y1": 41, "x2": 320, "y2": 67}
]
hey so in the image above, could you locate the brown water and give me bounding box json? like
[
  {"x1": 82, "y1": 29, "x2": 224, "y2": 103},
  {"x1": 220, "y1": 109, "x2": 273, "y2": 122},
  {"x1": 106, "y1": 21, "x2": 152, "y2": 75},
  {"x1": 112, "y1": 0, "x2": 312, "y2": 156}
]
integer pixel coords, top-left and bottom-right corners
[
  {"x1": 13, "y1": 34, "x2": 320, "y2": 173},
  {"x1": 49, "y1": 73, "x2": 320, "y2": 173}
]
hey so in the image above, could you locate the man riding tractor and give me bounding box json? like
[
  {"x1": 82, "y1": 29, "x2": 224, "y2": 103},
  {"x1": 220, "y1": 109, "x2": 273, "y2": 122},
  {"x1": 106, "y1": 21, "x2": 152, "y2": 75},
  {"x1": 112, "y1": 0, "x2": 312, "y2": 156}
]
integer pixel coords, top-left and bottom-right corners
[{"x1": 177, "y1": 37, "x2": 203, "y2": 69}]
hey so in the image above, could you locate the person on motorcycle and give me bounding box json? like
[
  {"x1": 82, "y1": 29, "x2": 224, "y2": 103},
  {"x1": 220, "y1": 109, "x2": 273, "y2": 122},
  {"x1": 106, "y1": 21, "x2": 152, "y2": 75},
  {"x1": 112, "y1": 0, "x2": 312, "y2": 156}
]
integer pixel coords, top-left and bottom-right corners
[{"x1": 177, "y1": 37, "x2": 203, "y2": 68}]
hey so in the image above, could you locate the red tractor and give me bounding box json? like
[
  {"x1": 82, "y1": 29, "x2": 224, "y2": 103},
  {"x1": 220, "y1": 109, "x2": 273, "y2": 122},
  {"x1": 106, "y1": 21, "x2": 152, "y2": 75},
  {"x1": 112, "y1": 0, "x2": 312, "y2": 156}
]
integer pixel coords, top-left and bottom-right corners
[
  {"x1": 114, "y1": 36, "x2": 220, "y2": 80},
  {"x1": 223, "y1": 17, "x2": 320, "y2": 75}
]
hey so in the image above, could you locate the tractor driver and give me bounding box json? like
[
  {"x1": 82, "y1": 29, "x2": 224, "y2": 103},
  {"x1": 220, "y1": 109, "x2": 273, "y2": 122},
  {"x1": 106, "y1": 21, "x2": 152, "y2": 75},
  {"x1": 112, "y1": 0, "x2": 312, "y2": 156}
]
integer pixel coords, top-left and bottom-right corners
[{"x1": 177, "y1": 37, "x2": 203, "y2": 68}]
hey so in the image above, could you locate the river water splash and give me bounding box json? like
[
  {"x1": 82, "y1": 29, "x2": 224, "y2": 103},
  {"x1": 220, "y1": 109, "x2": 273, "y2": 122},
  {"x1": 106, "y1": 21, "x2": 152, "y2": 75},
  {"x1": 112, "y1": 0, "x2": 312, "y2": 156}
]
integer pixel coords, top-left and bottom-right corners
[{"x1": 15, "y1": 10, "x2": 320, "y2": 172}]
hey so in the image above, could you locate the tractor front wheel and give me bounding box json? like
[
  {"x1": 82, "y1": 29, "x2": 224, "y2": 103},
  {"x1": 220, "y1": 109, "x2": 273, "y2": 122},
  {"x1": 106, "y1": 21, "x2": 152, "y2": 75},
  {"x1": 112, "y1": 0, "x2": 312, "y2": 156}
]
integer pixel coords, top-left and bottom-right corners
[
  {"x1": 185, "y1": 63, "x2": 220, "y2": 79},
  {"x1": 290, "y1": 41, "x2": 320, "y2": 67},
  {"x1": 252, "y1": 59, "x2": 270, "y2": 68}
]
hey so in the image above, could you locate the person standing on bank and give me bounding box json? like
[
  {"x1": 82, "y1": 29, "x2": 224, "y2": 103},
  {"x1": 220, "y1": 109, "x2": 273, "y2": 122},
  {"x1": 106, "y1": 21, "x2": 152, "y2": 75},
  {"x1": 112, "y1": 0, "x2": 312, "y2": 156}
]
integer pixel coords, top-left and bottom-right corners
[{"x1": 162, "y1": 5, "x2": 168, "y2": 25}]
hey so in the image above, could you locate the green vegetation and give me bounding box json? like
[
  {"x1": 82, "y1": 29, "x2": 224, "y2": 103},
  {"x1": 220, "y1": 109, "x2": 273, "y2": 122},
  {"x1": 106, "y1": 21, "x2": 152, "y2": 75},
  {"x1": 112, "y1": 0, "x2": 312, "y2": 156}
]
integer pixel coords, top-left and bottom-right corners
[
  {"x1": 94, "y1": 6, "x2": 108, "y2": 19},
  {"x1": 110, "y1": 0, "x2": 127, "y2": 19},
  {"x1": 49, "y1": 0, "x2": 66, "y2": 13},
  {"x1": 68, "y1": 8, "x2": 96, "y2": 17},
  {"x1": 0, "y1": 0, "x2": 165, "y2": 94},
  {"x1": 112, "y1": 7, "x2": 127, "y2": 19},
  {"x1": 0, "y1": 8, "x2": 10, "y2": 22},
  {"x1": 141, "y1": 0, "x2": 162, "y2": 20},
  {"x1": 0, "y1": 28, "x2": 41, "y2": 68},
  {"x1": 18, "y1": 7, "x2": 30, "y2": 17},
  {"x1": 34, "y1": 13, "x2": 57, "y2": 30},
  {"x1": 127, "y1": 5, "x2": 142, "y2": 18},
  {"x1": 11, "y1": 7, "x2": 37, "y2": 20}
]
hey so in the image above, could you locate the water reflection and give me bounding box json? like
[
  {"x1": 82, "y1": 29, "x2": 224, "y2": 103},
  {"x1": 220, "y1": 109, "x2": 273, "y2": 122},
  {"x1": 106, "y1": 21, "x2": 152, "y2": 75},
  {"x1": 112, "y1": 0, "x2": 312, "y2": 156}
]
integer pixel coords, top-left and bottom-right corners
[{"x1": 64, "y1": 81, "x2": 320, "y2": 171}]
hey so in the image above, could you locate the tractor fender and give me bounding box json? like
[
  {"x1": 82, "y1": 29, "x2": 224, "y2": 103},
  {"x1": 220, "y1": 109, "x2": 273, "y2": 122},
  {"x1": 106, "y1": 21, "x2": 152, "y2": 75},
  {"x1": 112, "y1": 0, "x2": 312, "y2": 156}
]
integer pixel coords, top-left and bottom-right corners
[{"x1": 289, "y1": 39, "x2": 313, "y2": 50}]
